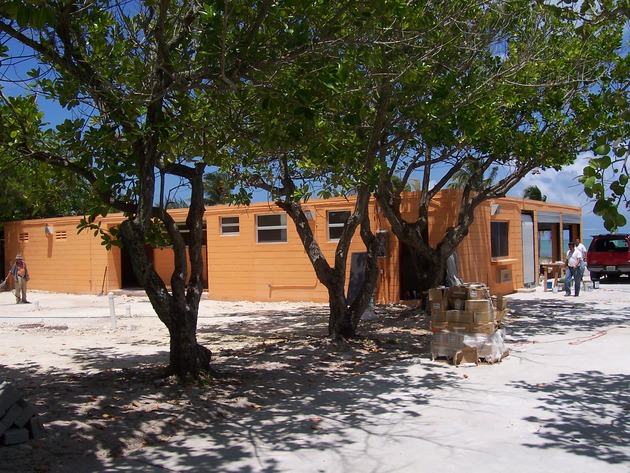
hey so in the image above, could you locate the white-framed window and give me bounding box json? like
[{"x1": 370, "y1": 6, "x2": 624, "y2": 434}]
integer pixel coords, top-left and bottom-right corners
[
  {"x1": 256, "y1": 214, "x2": 287, "y2": 243},
  {"x1": 491, "y1": 221, "x2": 509, "y2": 258},
  {"x1": 327, "y1": 210, "x2": 351, "y2": 241},
  {"x1": 220, "y1": 216, "x2": 240, "y2": 236}
]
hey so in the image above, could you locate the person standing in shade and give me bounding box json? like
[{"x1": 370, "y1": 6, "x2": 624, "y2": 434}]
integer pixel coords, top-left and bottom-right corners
[
  {"x1": 564, "y1": 242, "x2": 582, "y2": 297},
  {"x1": 5, "y1": 254, "x2": 30, "y2": 304}
]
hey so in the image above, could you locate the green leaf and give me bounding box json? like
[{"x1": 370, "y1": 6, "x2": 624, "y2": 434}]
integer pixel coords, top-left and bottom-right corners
[
  {"x1": 610, "y1": 181, "x2": 625, "y2": 196},
  {"x1": 593, "y1": 199, "x2": 610, "y2": 215},
  {"x1": 582, "y1": 176, "x2": 596, "y2": 189},
  {"x1": 593, "y1": 144, "x2": 610, "y2": 156}
]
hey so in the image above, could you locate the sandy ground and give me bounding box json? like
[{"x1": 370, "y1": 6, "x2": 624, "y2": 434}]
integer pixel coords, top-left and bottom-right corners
[
  {"x1": 0, "y1": 290, "x2": 429, "y2": 473},
  {"x1": 1, "y1": 280, "x2": 629, "y2": 473}
]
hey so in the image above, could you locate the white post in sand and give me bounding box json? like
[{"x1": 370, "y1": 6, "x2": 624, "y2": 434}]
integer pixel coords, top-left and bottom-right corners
[{"x1": 108, "y1": 292, "x2": 117, "y2": 329}]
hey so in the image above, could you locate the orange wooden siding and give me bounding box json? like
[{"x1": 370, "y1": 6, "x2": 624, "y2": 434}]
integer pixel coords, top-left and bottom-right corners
[
  {"x1": 3, "y1": 192, "x2": 582, "y2": 301},
  {"x1": 3, "y1": 218, "x2": 113, "y2": 294},
  {"x1": 205, "y1": 198, "x2": 379, "y2": 302}
]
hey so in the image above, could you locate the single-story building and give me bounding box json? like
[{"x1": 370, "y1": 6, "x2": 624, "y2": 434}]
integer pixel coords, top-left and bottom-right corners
[{"x1": 3, "y1": 190, "x2": 581, "y2": 303}]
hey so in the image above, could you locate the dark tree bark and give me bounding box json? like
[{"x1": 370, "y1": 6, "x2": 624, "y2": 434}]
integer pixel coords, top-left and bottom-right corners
[
  {"x1": 276, "y1": 186, "x2": 379, "y2": 339},
  {"x1": 118, "y1": 162, "x2": 211, "y2": 379}
]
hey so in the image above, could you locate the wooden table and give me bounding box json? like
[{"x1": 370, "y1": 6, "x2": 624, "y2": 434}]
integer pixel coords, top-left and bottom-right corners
[{"x1": 541, "y1": 262, "x2": 565, "y2": 292}]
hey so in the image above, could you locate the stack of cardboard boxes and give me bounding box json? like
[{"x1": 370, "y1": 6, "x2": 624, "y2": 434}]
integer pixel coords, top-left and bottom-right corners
[{"x1": 429, "y1": 283, "x2": 509, "y2": 365}]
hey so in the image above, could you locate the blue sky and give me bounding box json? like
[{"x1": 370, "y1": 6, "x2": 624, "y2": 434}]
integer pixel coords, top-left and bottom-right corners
[
  {"x1": 507, "y1": 155, "x2": 629, "y2": 238},
  {"x1": 6, "y1": 87, "x2": 624, "y2": 238},
  {"x1": 1, "y1": 38, "x2": 623, "y2": 238}
]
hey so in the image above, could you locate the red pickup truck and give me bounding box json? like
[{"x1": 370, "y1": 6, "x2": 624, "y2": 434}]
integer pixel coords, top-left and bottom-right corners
[{"x1": 586, "y1": 234, "x2": 630, "y2": 281}]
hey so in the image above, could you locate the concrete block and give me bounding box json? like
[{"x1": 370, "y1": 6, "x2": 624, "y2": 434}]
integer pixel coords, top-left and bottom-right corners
[
  {"x1": 0, "y1": 404, "x2": 23, "y2": 436},
  {"x1": 1, "y1": 427, "x2": 30, "y2": 445},
  {"x1": 0, "y1": 382, "x2": 22, "y2": 414},
  {"x1": 14, "y1": 399, "x2": 37, "y2": 428},
  {"x1": 26, "y1": 416, "x2": 45, "y2": 439}
]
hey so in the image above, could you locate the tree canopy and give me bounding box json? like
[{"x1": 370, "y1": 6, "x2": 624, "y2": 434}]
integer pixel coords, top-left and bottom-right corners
[{"x1": 1, "y1": 0, "x2": 628, "y2": 377}]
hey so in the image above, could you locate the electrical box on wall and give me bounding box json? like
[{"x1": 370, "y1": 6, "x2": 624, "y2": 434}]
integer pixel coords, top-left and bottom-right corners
[
  {"x1": 497, "y1": 269, "x2": 512, "y2": 283},
  {"x1": 376, "y1": 230, "x2": 388, "y2": 258}
]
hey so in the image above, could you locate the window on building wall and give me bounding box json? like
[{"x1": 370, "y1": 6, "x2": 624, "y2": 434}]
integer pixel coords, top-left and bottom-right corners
[
  {"x1": 257, "y1": 214, "x2": 287, "y2": 243},
  {"x1": 220, "y1": 216, "x2": 240, "y2": 235},
  {"x1": 491, "y1": 221, "x2": 509, "y2": 258},
  {"x1": 328, "y1": 210, "x2": 351, "y2": 241}
]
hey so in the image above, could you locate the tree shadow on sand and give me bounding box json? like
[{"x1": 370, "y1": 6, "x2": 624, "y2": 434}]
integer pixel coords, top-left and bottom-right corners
[
  {"x1": 501, "y1": 296, "x2": 630, "y2": 343},
  {"x1": 0, "y1": 305, "x2": 434, "y2": 473},
  {"x1": 510, "y1": 370, "x2": 630, "y2": 465},
  {"x1": 99, "y1": 361, "x2": 464, "y2": 473}
]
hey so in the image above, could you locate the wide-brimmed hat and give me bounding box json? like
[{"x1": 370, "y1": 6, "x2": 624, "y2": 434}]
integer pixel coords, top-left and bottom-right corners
[{"x1": 15, "y1": 254, "x2": 22, "y2": 260}]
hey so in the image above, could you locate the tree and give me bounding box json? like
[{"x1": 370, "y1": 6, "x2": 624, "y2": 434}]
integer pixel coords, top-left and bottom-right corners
[
  {"x1": 361, "y1": 0, "x2": 628, "y2": 291},
  {"x1": 0, "y1": 0, "x2": 311, "y2": 379},
  {"x1": 0, "y1": 1, "x2": 217, "y2": 379},
  {"x1": 213, "y1": 27, "x2": 383, "y2": 339},
  {"x1": 203, "y1": 171, "x2": 234, "y2": 207},
  {"x1": 573, "y1": 1, "x2": 630, "y2": 232},
  {"x1": 448, "y1": 160, "x2": 499, "y2": 192},
  {"x1": 215, "y1": 0, "x2": 627, "y2": 336},
  {"x1": 0, "y1": 95, "x2": 96, "y2": 228},
  {"x1": 523, "y1": 185, "x2": 547, "y2": 202},
  {"x1": 0, "y1": 0, "x2": 371, "y2": 376}
]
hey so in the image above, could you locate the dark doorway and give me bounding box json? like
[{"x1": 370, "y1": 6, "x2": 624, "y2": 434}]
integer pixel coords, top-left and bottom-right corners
[
  {"x1": 399, "y1": 242, "x2": 421, "y2": 300},
  {"x1": 121, "y1": 245, "x2": 154, "y2": 288},
  {"x1": 347, "y1": 252, "x2": 367, "y2": 305}
]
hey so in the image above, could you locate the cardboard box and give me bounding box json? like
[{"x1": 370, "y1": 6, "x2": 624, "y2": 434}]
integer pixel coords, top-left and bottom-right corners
[
  {"x1": 496, "y1": 295, "x2": 507, "y2": 311},
  {"x1": 445, "y1": 321, "x2": 496, "y2": 335},
  {"x1": 431, "y1": 299, "x2": 448, "y2": 312},
  {"x1": 473, "y1": 310, "x2": 495, "y2": 324},
  {"x1": 466, "y1": 284, "x2": 489, "y2": 300},
  {"x1": 469, "y1": 322, "x2": 496, "y2": 335},
  {"x1": 446, "y1": 286, "x2": 468, "y2": 300},
  {"x1": 454, "y1": 346, "x2": 478, "y2": 366},
  {"x1": 431, "y1": 309, "x2": 447, "y2": 323},
  {"x1": 465, "y1": 299, "x2": 493, "y2": 313},
  {"x1": 428, "y1": 287, "x2": 446, "y2": 301},
  {"x1": 430, "y1": 321, "x2": 448, "y2": 332},
  {"x1": 446, "y1": 310, "x2": 474, "y2": 323},
  {"x1": 433, "y1": 331, "x2": 465, "y2": 345},
  {"x1": 448, "y1": 322, "x2": 472, "y2": 333},
  {"x1": 448, "y1": 298, "x2": 465, "y2": 310}
]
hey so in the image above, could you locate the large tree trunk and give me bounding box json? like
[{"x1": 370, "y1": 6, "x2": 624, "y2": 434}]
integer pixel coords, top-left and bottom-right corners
[
  {"x1": 375, "y1": 186, "x2": 464, "y2": 295},
  {"x1": 119, "y1": 218, "x2": 211, "y2": 379},
  {"x1": 277, "y1": 187, "x2": 379, "y2": 340},
  {"x1": 118, "y1": 163, "x2": 211, "y2": 380},
  {"x1": 167, "y1": 304, "x2": 212, "y2": 377},
  {"x1": 407, "y1": 245, "x2": 445, "y2": 292},
  {"x1": 327, "y1": 277, "x2": 354, "y2": 338}
]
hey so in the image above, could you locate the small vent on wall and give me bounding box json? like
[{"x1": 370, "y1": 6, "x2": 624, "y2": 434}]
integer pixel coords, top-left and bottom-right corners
[
  {"x1": 497, "y1": 269, "x2": 512, "y2": 283},
  {"x1": 55, "y1": 231, "x2": 67, "y2": 240},
  {"x1": 19, "y1": 233, "x2": 29, "y2": 242}
]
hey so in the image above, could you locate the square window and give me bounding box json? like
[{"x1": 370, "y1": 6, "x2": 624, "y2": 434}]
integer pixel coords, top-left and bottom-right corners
[
  {"x1": 257, "y1": 214, "x2": 287, "y2": 243},
  {"x1": 328, "y1": 210, "x2": 351, "y2": 241},
  {"x1": 491, "y1": 221, "x2": 509, "y2": 258},
  {"x1": 220, "y1": 216, "x2": 240, "y2": 235}
]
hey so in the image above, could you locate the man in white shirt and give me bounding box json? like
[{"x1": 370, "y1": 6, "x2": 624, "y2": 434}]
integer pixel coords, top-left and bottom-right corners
[
  {"x1": 564, "y1": 242, "x2": 583, "y2": 297},
  {"x1": 574, "y1": 237, "x2": 587, "y2": 281}
]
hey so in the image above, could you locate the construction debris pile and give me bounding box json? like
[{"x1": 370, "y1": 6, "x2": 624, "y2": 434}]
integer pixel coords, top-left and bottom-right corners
[
  {"x1": 0, "y1": 381, "x2": 44, "y2": 445},
  {"x1": 428, "y1": 283, "x2": 509, "y2": 366}
]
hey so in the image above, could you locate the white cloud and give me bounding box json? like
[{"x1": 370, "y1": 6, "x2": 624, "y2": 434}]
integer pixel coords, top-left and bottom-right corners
[{"x1": 507, "y1": 153, "x2": 630, "y2": 236}]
